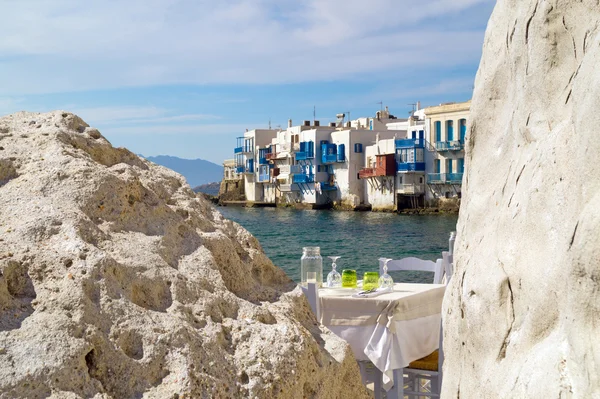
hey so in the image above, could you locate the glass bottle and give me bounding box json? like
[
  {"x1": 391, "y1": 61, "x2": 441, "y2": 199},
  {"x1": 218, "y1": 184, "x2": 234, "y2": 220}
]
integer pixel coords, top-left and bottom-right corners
[
  {"x1": 449, "y1": 231, "x2": 457, "y2": 255},
  {"x1": 301, "y1": 247, "x2": 323, "y2": 287}
]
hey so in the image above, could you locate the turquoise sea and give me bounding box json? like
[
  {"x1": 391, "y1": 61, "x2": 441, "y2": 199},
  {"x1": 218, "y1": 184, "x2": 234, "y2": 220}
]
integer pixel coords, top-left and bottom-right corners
[{"x1": 217, "y1": 207, "x2": 458, "y2": 283}]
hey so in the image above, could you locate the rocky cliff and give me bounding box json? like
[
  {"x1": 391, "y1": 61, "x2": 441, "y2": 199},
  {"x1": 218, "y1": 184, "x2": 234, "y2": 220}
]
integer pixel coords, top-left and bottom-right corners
[
  {"x1": 444, "y1": 1, "x2": 600, "y2": 397},
  {"x1": 0, "y1": 111, "x2": 369, "y2": 398}
]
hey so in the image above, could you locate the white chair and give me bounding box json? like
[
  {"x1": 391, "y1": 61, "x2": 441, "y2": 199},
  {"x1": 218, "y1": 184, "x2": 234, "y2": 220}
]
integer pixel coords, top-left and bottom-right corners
[
  {"x1": 389, "y1": 261, "x2": 454, "y2": 399},
  {"x1": 378, "y1": 257, "x2": 445, "y2": 285}
]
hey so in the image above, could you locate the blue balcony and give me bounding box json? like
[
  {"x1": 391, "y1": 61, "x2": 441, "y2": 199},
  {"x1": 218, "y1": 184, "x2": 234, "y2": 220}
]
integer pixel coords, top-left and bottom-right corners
[
  {"x1": 296, "y1": 141, "x2": 315, "y2": 160},
  {"x1": 258, "y1": 173, "x2": 270, "y2": 182},
  {"x1": 292, "y1": 174, "x2": 315, "y2": 184},
  {"x1": 296, "y1": 152, "x2": 309, "y2": 161},
  {"x1": 235, "y1": 166, "x2": 245, "y2": 174},
  {"x1": 435, "y1": 141, "x2": 464, "y2": 151},
  {"x1": 234, "y1": 146, "x2": 243, "y2": 154},
  {"x1": 395, "y1": 138, "x2": 424, "y2": 148},
  {"x1": 427, "y1": 173, "x2": 464, "y2": 184},
  {"x1": 446, "y1": 173, "x2": 464, "y2": 183},
  {"x1": 397, "y1": 162, "x2": 426, "y2": 172},
  {"x1": 320, "y1": 183, "x2": 337, "y2": 191}
]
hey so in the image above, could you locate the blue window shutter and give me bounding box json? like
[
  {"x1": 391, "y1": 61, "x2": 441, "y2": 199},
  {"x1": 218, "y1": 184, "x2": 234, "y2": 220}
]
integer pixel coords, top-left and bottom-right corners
[{"x1": 435, "y1": 121, "x2": 441, "y2": 142}]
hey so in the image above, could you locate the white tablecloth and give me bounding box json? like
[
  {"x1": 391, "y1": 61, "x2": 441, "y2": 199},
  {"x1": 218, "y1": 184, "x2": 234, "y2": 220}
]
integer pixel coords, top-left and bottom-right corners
[{"x1": 318, "y1": 283, "x2": 445, "y2": 386}]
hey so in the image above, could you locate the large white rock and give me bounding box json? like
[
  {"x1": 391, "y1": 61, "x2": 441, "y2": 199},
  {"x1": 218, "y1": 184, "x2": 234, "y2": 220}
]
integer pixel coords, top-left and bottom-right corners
[
  {"x1": 443, "y1": 1, "x2": 600, "y2": 397},
  {"x1": 0, "y1": 111, "x2": 369, "y2": 398}
]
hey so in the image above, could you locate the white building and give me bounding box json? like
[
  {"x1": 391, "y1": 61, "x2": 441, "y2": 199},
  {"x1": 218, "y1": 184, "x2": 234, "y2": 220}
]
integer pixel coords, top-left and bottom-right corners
[
  {"x1": 423, "y1": 100, "x2": 471, "y2": 201},
  {"x1": 234, "y1": 128, "x2": 279, "y2": 203}
]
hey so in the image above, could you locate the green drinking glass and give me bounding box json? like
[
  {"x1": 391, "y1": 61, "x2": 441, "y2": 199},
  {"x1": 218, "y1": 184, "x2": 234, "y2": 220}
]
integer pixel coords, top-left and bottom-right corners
[
  {"x1": 363, "y1": 272, "x2": 380, "y2": 291},
  {"x1": 341, "y1": 269, "x2": 357, "y2": 288}
]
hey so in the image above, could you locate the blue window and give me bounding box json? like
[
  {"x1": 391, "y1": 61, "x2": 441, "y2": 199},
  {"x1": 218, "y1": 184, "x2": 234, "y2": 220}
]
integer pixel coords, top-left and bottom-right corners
[
  {"x1": 337, "y1": 144, "x2": 345, "y2": 162},
  {"x1": 458, "y1": 158, "x2": 464, "y2": 173},
  {"x1": 459, "y1": 119, "x2": 467, "y2": 142},
  {"x1": 447, "y1": 121, "x2": 454, "y2": 141},
  {"x1": 418, "y1": 130, "x2": 424, "y2": 139},
  {"x1": 354, "y1": 143, "x2": 363, "y2": 153},
  {"x1": 434, "y1": 159, "x2": 441, "y2": 173},
  {"x1": 435, "y1": 121, "x2": 441, "y2": 142},
  {"x1": 447, "y1": 159, "x2": 453, "y2": 174}
]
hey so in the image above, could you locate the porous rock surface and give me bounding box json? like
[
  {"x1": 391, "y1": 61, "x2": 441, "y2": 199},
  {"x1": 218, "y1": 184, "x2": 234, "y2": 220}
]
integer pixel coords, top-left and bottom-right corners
[
  {"x1": 0, "y1": 111, "x2": 369, "y2": 399},
  {"x1": 444, "y1": 1, "x2": 600, "y2": 398}
]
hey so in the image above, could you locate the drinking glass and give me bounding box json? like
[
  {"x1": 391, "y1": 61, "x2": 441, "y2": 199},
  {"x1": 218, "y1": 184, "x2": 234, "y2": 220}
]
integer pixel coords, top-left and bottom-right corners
[
  {"x1": 378, "y1": 258, "x2": 394, "y2": 289},
  {"x1": 326, "y1": 256, "x2": 342, "y2": 288},
  {"x1": 341, "y1": 269, "x2": 357, "y2": 288},
  {"x1": 363, "y1": 272, "x2": 380, "y2": 291}
]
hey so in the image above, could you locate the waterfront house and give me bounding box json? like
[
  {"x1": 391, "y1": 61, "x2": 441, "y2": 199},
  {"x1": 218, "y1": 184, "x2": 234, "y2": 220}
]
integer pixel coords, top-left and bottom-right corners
[
  {"x1": 360, "y1": 138, "x2": 398, "y2": 211},
  {"x1": 235, "y1": 128, "x2": 279, "y2": 203},
  {"x1": 423, "y1": 100, "x2": 470, "y2": 201}
]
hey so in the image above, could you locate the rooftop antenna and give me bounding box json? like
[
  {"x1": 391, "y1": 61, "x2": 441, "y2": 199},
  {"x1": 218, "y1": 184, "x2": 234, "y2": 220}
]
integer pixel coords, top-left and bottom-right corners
[
  {"x1": 408, "y1": 103, "x2": 417, "y2": 116},
  {"x1": 313, "y1": 106, "x2": 316, "y2": 124},
  {"x1": 345, "y1": 111, "x2": 351, "y2": 124},
  {"x1": 377, "y1": 101, "x2": 383, "y2": 113},
  {"x1": 268, "y1": 118, "x2": 271, "y2": 129}
]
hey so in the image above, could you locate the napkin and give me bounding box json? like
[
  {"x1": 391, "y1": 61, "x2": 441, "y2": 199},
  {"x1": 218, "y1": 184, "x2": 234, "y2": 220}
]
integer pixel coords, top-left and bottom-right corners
[{"x1": 351, "y1": 287, "x2": 393, "y2": 298}]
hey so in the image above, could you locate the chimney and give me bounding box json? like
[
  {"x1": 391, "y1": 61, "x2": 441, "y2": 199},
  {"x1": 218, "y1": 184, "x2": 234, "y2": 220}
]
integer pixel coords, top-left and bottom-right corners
[
  {"x1": 314, "y1": 120, "x2": 320, "y2": 127},
  {"x1": 385, "y1": 106, "x2": 389, "y2": 113},
  {"x1": 303, "y1": 120, "x2": 310, "y2": 127},
  {"x1": 329, "y1": 122, "x2": 336, "y2": 127},
  {"x1": 288, "y1": 119, "x2": 292, "y2": 128},
  {"x1": 346, "y1": 121, "x2": 351, "y2": 128}
]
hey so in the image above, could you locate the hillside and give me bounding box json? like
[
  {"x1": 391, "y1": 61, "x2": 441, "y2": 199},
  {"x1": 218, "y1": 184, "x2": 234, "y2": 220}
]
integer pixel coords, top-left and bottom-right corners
[{"x1": 142, "y1": 155, "x2": 222, "y2": 187}]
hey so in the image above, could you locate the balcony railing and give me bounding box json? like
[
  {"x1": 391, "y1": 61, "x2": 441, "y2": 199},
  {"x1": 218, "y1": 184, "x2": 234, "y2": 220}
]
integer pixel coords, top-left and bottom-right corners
[
  {"x1": 435, "y1": 141, "x2": 464, "y2": 151},
  {"x1": 358, "y1": 168, "x2": 376, "y2": 179},
  {"x1": 296, "y1": 151, "x2": 315, "y2": 160},
  {"x1": 319, "y1": 182, "x2": 337, "y2": 191},
  {"x1": 358, "y1": 167, "x2": 395, "y2": 178},
  {"x1": 279, "y1": 184, "x2": 299, "y2": 192},
  {"x1": 427, "y1": 173, "x2": 464, "y2": 184},
  {"x1": 322, "y1": 154, "x2": 337, "y2": 164},
  {"x1": 292, "y1": 174, "x2": 315, "y2": 184},
  {"x1": 395, "y1": 138, "x2": 425, "y2": 148},
  {"x1": 446, "y1": 173, "x2": 464, "y2": 183},
  {"x1": 258, "y1": 173, "x2": 270, "y2": 182},
  {"x1": 396, "y1": 184, "x2": 425, "y2": 194},
  {"x1": 279, "y1": 165, "x2": 303, "y2": 175},
  {"x1": 234, "y1": 146, "x2": 243, "y2": 154},
  {"x1": 235, "y1": 166, "x2": 244, "y2": 174},
  {"x1": 397, "y1": 162, "x2": 426, "y2": 172}
]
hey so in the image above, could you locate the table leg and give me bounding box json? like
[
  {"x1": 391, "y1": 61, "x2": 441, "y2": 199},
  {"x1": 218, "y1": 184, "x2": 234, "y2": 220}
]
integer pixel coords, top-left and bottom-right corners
[
  {"x1": 387, "y1": 368, "x2": 404, "y2": 399},
  {"x1": 373, "y1": 368, "x2": 382, "y2": 399}
]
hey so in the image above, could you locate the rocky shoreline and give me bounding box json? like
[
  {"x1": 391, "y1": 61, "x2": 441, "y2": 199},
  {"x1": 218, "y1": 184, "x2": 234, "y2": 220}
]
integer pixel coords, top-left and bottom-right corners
[{"x1": 0, "y1": 111, "x2": 370, "y2": 399}]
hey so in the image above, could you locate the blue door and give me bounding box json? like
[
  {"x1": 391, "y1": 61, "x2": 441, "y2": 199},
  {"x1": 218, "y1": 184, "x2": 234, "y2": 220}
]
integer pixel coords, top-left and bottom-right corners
[
  {"x1": 435, "y1": 121, "x2": 441, "y2": 142},
  {"x1": 447, "y1": 121, "x2": 454, "y2": 141},
  {"x1": 458, "y1": 158, "x2": 464, "y2": 173},
  {"x1": 460, "y1": 119, "x2": 467, "y2": 142},
  {"x1": 447, "y1": 159, "x2": 453, "y2": 174}
]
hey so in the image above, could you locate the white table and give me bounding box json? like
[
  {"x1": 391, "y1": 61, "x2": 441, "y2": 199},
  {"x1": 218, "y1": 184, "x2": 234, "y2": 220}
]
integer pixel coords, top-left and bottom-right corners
[{"x1": 317, "y1": 283, "x2": 445, "y2": 389}]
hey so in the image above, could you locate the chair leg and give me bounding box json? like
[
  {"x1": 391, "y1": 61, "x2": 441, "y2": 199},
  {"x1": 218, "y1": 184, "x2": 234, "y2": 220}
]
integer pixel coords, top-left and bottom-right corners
[
  {"x1": 373, "y1": 368, "x2": 383, "y2": 399},
  {"x1": 387, "y1": 368, "x2": 404, "y2": 399}
]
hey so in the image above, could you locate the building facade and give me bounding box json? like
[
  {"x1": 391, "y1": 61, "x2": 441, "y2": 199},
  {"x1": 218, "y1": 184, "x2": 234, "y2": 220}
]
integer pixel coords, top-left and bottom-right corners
[{"x1": 423, "y1": 100, "x2": 471, "y2": 200}]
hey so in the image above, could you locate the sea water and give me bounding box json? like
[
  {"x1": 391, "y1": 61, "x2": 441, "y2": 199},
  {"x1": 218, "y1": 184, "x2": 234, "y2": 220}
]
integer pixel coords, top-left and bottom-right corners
[{"x1": 217, "y1": 207, "x2": 458, "y2": 284}]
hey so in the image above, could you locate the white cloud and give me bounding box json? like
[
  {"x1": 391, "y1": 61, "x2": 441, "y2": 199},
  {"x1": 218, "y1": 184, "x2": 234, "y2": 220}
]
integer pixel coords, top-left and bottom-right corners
[
  {"x1": 69, "y1": 106, "x2": 221, "y2": 125},
  {"x1": 104, "y1": 123, "x2": 251, "y2": 136},
  {"x1": 0, "y1": 0, "x2": 493, "y2": 94}
]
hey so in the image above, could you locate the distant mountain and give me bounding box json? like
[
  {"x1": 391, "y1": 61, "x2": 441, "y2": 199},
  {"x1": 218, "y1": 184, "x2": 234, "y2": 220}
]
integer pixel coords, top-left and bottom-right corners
[
  {"x1": 193, "y1": 182, "x2": 221, "y2": 196},
  {"x1": 142, "y1": 155, "x2": 223, "y2": 187}
]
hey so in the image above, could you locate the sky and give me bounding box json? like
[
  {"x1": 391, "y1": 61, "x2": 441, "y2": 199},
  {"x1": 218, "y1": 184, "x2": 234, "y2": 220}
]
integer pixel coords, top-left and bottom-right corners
[{"x1": 0, "y1": 0, "x2": 495, "y2": 165}]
